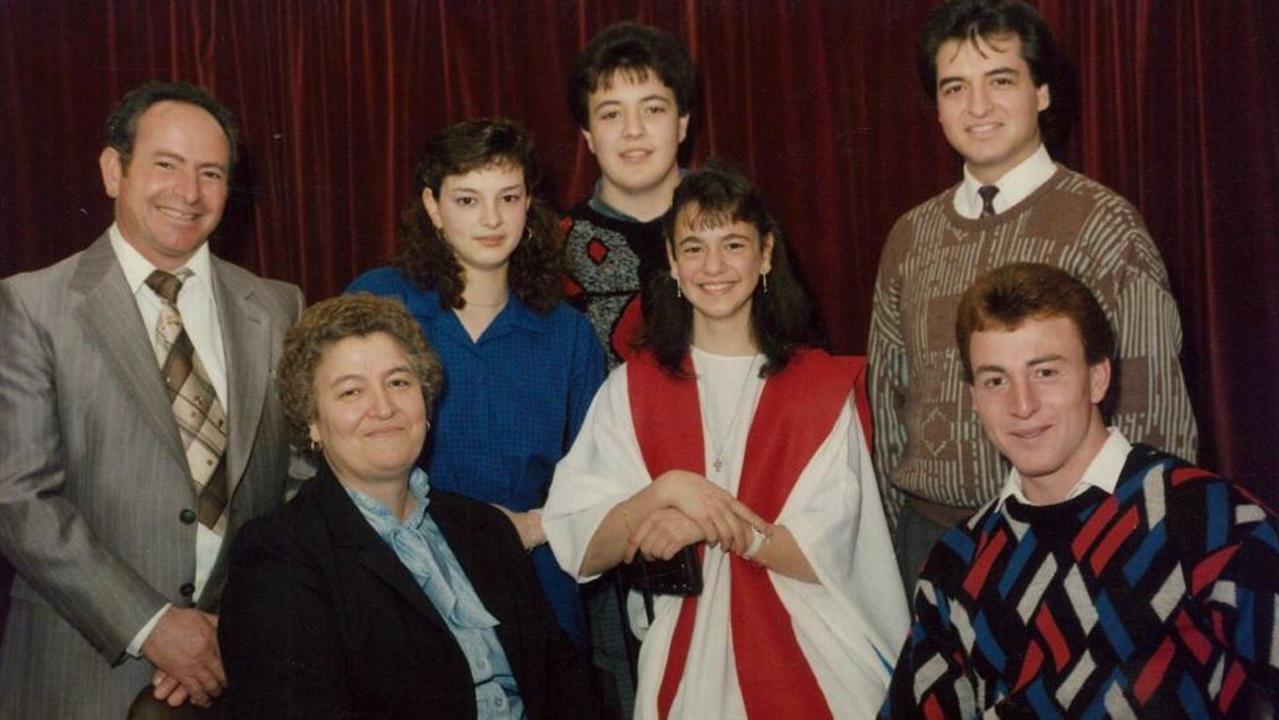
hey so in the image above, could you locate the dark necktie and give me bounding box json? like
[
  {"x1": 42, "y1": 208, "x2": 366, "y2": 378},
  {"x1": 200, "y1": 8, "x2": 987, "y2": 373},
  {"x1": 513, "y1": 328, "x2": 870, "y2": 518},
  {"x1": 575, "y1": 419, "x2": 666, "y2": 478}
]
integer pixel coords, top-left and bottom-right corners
[
  {"x1": 978, "y1": 185, "x2": 1000, "y2": 217},
  {"x1": 145, "y1": 269, "x2": 229, "y2": 535}
]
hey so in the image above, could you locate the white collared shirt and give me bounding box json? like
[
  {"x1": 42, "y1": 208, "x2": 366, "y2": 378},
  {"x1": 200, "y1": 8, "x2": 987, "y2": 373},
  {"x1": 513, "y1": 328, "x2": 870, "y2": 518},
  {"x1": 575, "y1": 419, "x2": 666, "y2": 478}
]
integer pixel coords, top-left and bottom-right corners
[
  {"x1": 953, "y1": 144, "x2": 1057, "y2": 219},
  {"x1": 110, "y1": 225, "x2": 227, "y2": 654},
  {"x1": 997, "y1": 428, "x2": 1133, "y2": 509}
]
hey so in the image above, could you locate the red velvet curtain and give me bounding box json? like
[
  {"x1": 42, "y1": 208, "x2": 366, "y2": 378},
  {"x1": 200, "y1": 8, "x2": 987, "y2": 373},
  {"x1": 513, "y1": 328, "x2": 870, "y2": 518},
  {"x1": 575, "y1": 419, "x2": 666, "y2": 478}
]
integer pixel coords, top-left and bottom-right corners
[{"x1": 3, "y1": 0, "x2": 1278, "y2": 632}]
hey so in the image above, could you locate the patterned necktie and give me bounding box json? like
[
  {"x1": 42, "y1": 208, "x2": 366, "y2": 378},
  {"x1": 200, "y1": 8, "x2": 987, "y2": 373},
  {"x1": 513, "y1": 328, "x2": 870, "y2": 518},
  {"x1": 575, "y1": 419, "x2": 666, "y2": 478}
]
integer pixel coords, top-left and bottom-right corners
[
  {"x1": 978, "y1": 184, "x2": 1000, "y2": 217},
  {"x1": 146, "y1": 270, "x2": 229, "y2": 536}
]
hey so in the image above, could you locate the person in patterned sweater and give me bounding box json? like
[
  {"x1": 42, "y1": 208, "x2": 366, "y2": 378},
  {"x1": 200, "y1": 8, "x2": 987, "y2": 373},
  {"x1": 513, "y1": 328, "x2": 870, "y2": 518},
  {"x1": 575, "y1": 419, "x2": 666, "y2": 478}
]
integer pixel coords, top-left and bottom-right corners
[
  {"x1": 869, "y1": 0, "x2": 1198, "y2": 597},
  {"x1": 562, "y1": 22, "x2": 694, "y2": 370},
  {"x1": 882, "y1": 263, "x2": 1278, "y2": 719}
]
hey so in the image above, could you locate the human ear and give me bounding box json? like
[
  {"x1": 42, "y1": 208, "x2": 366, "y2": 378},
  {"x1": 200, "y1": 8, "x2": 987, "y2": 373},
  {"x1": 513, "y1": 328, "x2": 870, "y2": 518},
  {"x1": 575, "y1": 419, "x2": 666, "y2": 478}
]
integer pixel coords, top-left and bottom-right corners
[
  {"x1": 421, "y1": 187, "x2": 443, "y2": 230},
  {"x1": 761, "y1": 232, "x2": 776, "y2": 274},
  {"x1": 581, "y1": 127, "x2": 598, "y2": 156},
  {"x1": 1037, "y1": 82, "x2": 1051, "y2": 112},
  {"x1": 1088, "y1": 357, "x2": 1111, "y2": 404},
  {"x1": 677, "y1": 113, "x2": 690, "y2": 144},
  {"x1": 100, "y1": 147, "x2": 123, "y2": 198}
]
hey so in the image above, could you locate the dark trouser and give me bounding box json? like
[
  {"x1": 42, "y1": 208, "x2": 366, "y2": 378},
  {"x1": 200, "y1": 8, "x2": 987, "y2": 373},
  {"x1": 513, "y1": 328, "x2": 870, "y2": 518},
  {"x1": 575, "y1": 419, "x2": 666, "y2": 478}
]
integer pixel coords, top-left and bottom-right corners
[
  {"x1": 893, "y1": 502, "x2": 952, "y2": 601},
  {"x1": 584, "y1": 573, "x2": 634, "y2": 719}
]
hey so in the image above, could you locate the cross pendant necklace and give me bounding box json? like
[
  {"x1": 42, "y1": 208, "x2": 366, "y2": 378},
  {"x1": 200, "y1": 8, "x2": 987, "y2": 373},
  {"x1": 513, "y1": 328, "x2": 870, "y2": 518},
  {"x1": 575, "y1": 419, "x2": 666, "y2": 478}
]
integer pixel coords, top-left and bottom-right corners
[{"x1": 699, "y1": 356, "x2": 761, "y2": 475}]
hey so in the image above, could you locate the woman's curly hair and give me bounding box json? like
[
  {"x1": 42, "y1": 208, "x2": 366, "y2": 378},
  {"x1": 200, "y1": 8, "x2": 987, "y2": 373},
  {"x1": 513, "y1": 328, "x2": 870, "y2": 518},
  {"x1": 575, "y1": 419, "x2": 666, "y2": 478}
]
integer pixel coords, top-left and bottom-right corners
[
  {"x1": 396, "y1": 118, "x2": 563, "y2": 314},
  {"x1": 277, "y1": 294, "x2": 444, "y2": 452}
]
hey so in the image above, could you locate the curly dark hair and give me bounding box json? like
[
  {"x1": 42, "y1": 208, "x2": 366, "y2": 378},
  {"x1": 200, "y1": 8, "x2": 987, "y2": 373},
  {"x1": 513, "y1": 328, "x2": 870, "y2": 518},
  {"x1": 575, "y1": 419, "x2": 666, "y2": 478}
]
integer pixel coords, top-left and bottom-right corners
[
  {"x1": 640, "y1": 163, "x2": 818, "y2": 378},
  {"x1": 396, "y1": 118, "x2": 563, "y2": 314},
  {"x1": 104, "y1": 80, "x2": 240, "y2": 170},
  {"x1": 277, "y1": 294, "x2": 444, "y2": 452},
  {"x1": 567, "y1": 21, "x2": 696, "y2": 129}
]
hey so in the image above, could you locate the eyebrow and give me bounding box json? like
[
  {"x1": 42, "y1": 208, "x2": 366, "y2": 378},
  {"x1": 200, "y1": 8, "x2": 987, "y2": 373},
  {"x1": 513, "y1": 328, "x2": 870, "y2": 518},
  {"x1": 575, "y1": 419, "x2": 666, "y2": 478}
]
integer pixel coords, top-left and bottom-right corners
[
  {"x1": 151, "y1": 150, "x2": 228, "y2": 173},
  {"x1": 328, "y1": 365, "x2": 414, "y2": 386},
  {"x1": 448, "y1": 184, "x2": 524, "y2": 194},
  {"x1": 676, "y1": 231, "x2": 753, "y2": 246},
  {"x1": 591, "y1": 94, "x2": 672, "y2": 111},
  {"x1": 973, "y1": 352, "x2": 1064, "y2": 376},
  {"x1": 937, "y1": 65, "x2": 1020, "y2": 88}
]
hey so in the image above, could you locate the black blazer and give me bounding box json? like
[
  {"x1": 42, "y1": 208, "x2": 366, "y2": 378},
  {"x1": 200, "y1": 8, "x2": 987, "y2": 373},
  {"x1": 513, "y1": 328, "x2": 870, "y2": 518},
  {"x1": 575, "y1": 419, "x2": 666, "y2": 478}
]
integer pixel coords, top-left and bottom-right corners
[{"x1": 218, "y1": 464, "x2": 597, "y2": 719}]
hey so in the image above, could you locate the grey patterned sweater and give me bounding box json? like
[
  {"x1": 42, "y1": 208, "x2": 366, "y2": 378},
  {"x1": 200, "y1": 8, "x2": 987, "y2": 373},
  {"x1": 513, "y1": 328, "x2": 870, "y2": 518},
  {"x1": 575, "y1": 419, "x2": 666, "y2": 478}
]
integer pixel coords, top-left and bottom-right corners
[{"x1": 869, "y1": 166, "x2": 1198, "y2": 527}]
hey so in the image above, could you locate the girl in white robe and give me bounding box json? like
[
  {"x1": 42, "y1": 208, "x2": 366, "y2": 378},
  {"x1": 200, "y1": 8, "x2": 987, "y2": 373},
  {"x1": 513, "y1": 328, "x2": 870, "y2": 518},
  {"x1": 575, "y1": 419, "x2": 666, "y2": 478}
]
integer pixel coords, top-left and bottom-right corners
[{"x1": 543, "y1": 166, "x2": 909, "y2": 719}]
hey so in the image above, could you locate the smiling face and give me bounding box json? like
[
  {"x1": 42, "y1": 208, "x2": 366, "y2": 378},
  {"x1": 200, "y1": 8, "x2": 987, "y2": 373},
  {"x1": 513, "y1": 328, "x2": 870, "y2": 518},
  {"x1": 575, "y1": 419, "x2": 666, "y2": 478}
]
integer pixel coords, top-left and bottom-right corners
[
  {"x1": 582, "y1": 71, "x2": 689, "y2": 216},
  {"x1": 308, "y1": 332, "x2": 429, "y2": 489},
  {"x1": 99, "y1": 100, "x2": 231, "y2": 271},
  {"x1": 667, "y1": 204, "x2": 774, "y2": 343},
  {"x1": 968, "y1": 315, "x2": 1111, "y2": 504},
  {"x1": 422, "y1": 162, "x2": 530, "y2": 278},
  {"x1": 935, "y1": 33, "x2": 1050, "y2": 185}
]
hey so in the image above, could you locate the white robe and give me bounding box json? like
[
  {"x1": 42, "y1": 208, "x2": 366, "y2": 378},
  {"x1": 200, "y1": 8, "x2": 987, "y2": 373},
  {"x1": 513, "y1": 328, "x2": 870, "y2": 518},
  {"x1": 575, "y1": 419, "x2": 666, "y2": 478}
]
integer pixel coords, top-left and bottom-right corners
[{"x1": 544, "y1": 348, "x2": 910, "y2": 719}]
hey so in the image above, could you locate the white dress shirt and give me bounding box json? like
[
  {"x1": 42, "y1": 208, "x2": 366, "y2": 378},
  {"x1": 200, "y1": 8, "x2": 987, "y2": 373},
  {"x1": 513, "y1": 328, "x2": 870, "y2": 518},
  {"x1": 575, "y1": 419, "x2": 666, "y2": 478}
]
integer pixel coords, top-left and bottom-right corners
[
  {"x1": 953, "y1": 143, "x2": 1058, "y2": 219},
  {"x1": 996, "y1": 428, "x2": 1133, "y2": 510},
  {"x1": 109, "y1": 225, "x2": 227, "y2": 655}
]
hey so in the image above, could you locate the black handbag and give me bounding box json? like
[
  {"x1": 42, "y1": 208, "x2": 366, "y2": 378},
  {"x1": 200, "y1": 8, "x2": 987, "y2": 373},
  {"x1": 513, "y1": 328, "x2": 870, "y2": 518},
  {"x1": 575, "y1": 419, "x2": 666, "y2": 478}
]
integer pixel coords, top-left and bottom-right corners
[{"x1": 617, "y1": 544, "x2": 702, "y2": 623}]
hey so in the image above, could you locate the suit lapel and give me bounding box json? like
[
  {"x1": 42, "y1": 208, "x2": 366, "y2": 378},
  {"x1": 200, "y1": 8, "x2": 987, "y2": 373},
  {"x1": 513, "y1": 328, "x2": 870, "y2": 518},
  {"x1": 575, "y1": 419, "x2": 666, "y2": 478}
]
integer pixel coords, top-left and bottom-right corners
[
  {"x1": 71, "y1": 234, "x2": 188, "y2": 470},
  {"x1": 313, "y1": 467, "x2": 448, "y2": 630},
  {"x1": 430, "y1": 494, "x2": 523, "y2": 671},
  {"x1": 210, "y1": 258, "x2": 270, "y2": 501}
]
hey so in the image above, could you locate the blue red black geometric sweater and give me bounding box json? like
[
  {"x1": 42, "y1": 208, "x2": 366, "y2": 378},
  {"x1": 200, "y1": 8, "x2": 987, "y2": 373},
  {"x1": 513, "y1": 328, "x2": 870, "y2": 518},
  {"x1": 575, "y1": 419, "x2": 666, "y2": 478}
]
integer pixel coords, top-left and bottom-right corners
[{"x1": 881, "y1": 444, "x2": 1279, "y2": 718}]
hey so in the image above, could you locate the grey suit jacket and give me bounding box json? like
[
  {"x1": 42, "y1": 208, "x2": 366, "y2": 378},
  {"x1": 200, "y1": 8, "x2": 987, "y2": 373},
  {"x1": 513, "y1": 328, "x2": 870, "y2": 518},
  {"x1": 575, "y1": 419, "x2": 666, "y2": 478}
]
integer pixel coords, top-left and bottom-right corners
[{"x1": 0, "y1": 233, "x2": 303, "y2": 719}]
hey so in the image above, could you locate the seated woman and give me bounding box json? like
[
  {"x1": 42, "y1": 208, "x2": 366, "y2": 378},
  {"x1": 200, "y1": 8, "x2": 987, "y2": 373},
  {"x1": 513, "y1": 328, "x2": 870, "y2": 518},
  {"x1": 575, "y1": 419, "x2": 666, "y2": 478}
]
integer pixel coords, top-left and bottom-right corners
[
  {"x1": 347, "y1": 118, "x2": 604, "y2": 644},
  {"x1": 542, "y1": 166, "x2": 910, "y2": 719},
  {"x1": 219, "y1": 295, "x2": 595, "y2": 719}
]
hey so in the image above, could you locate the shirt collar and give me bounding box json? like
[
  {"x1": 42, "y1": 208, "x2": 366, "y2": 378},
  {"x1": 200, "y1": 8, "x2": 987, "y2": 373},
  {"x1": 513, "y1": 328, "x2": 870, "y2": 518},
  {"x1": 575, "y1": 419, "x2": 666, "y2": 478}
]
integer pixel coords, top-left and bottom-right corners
[
  {"x1": 344, "y1": 467, "x2": 432, "y2": 536},
  {"x1": 958, "y1": 144, "x2": 1056, "y2": 217},
  {"x1": 418, "y1": 287, "x2": 547, "y2": 338},
  {"x1": 587, "y1": 168, "x2": 688, "y2": 222},
  {"x1": 997, "y1": 428, "x2": 1132, "y2": 509},
  {"x1": 108, "y1": 223, "x2": 214, "y2": 296}
]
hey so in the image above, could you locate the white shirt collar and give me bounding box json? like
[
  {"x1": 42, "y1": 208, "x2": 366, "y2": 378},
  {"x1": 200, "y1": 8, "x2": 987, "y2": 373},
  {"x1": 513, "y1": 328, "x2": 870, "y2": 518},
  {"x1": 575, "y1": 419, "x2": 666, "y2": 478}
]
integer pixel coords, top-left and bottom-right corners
[
  {"x1": 997, "y1": 428, "x2": 1132, "y2": 509},
  {"x1": 108, "y1": 223, "x2": 214, "y2": 296},
  {"x1": 955, "y1": 144, "x2": 1056, "y2": 219}
]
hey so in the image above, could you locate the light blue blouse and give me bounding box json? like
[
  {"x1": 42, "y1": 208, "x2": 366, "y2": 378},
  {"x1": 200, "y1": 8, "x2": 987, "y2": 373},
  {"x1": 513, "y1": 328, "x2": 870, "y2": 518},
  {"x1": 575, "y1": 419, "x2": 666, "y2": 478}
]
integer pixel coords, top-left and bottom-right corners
[{"x1": 346, "y1": 468, "x2": 525, "y2": 720}]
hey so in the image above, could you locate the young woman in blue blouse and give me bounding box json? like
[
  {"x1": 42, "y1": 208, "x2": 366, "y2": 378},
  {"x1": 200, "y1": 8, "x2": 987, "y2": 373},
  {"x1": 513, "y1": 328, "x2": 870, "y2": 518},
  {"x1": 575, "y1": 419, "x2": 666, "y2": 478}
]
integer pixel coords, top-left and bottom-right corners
[{"x1": 348, "y1": 118, "x2": 605, "y2": 644}]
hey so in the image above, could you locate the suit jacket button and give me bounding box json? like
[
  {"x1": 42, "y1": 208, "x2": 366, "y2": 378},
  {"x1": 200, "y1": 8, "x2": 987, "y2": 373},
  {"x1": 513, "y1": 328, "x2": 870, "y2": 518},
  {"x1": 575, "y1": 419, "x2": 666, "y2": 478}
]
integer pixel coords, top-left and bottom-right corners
[
  {"x1": 180, "y1": 583, "x2": 195, "y2": 597},
  {"x1": 179, "y1": 509, "x2": 197, "y2": 524}
]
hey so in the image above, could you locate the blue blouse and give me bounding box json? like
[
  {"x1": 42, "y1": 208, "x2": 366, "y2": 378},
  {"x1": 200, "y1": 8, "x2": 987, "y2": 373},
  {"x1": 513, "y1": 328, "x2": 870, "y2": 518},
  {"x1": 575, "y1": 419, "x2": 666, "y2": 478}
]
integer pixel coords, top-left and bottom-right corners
[
  {"x1": 347, "y1": 267, "x2": 605, "y2": 643},
  {"x1": 345, "y1": 468, "x2": 525, "y2": 720}
]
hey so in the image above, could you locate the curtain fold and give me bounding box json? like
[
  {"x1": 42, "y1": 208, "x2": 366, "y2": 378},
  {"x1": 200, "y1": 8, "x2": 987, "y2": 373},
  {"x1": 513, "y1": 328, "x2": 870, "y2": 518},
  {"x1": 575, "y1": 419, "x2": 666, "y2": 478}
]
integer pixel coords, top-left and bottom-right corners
[{"x1": 2, "y1": 3, "x2": 1277, "y2": 638}]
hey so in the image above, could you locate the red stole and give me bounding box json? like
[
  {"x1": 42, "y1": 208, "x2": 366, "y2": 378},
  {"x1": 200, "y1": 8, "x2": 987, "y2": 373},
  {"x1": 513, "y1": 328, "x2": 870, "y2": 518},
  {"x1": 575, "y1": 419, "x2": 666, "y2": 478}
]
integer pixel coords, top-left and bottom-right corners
[{"x1": 627, "y1": 349, "x2": 855, "y2": 719}]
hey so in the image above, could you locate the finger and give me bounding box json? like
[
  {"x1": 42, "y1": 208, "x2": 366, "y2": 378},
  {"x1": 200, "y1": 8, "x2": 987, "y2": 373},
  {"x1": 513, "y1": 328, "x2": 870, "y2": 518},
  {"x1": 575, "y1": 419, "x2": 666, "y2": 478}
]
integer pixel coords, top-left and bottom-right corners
[
  {"x1": 210, "y1": 655, "x2": 227, "y2": 689},
  {"x1": 152, "y1": 674, "x2": 179, "y2": 700},
  {"x1": 183, "y1": 680, "x2": 210, "y2": 707},
  {"x1": 729, "y1": 500, "x2": 768, "y2": 530},
  {"x1": 691, "y1": 516, "x2": 717, "y2": 546},
  {"x1": 165, "y1": 686, "x2": 189, "y2": 708},
  {"x1": 707, "y1": 511, "x2": 737, "y2": 551},
  {"x1": 719, "y1": 513, "x2": 749, "y2": 555},
  {"x1": 626, "y1": 519, "x2": 655, "y2": 564}
]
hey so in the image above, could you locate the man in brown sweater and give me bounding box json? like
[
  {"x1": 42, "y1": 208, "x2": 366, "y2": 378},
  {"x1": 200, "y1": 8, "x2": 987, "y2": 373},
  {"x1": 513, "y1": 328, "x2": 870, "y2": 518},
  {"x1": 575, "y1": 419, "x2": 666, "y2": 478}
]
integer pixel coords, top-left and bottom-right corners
[{"x1": 868, "y1": 0, "x2": 1197, "y2": 595}]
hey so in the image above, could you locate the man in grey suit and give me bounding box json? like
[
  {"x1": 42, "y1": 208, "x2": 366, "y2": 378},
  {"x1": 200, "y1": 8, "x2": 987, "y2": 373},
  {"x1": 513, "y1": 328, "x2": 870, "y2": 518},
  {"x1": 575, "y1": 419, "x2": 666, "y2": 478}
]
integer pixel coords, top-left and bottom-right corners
[{"x1": 0, "y1": 81, "x2": 303, "y2": 717}]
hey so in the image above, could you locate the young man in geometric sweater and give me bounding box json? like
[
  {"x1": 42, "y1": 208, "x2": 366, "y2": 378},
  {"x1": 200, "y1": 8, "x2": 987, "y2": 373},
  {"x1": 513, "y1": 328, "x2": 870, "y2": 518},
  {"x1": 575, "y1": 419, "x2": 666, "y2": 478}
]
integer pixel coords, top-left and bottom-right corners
[
  {"x1": 882, "y1": 263, "x2": 1278, "y2": 719},
  {"x1": 869, "y1": 0, "x2": 1198, "y2": 595},
  {"x1": 561, "y1": 21, "x2": 693, "y2": 369}
]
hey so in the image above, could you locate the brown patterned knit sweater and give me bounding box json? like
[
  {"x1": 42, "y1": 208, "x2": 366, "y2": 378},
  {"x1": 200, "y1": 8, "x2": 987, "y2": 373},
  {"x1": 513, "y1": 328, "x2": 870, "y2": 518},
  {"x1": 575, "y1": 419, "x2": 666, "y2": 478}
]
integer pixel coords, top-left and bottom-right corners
[{"x1": 868, "y1": 166, "x2": 1198, "y2": 528}]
